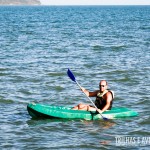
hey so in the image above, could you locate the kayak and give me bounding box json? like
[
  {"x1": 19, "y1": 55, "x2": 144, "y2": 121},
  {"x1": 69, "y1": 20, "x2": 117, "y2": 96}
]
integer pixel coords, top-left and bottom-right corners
[{"x1": 27, "y1": 103, "x2": 138, "y2": 120}]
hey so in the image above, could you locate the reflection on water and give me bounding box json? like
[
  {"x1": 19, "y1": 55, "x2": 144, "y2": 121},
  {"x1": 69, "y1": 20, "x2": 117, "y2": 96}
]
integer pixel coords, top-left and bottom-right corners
[{"x1": 99, "y1": 140, "x2": 111, "y2": 145}]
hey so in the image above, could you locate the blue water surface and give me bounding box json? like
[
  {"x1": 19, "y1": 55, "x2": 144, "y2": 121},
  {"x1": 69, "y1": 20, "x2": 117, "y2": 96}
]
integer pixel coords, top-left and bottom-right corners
[{"x1": 0, "y1": 6, "x2": 150, "y2": 150}]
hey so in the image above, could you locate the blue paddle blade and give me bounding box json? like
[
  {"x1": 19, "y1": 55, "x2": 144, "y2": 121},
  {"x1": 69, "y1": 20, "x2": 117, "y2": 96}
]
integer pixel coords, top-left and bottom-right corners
[
  {"x1": 67, "y1": 69, "x2": 76, "y2": 82},
  {"x1": 103, "y1": 117, "x2": 108, "y2": 121}
]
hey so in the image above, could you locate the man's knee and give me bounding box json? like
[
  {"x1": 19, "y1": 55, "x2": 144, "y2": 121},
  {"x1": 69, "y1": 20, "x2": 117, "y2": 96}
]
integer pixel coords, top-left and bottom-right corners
[{"x1": 78, "y1": 103, "x2": 84, "y2": 109}]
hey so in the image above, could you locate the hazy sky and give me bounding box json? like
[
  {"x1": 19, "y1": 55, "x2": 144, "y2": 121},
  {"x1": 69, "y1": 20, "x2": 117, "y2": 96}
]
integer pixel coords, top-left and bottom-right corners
[{"x1": 40, "y1": 0, "x2": 150, "y2": 5}]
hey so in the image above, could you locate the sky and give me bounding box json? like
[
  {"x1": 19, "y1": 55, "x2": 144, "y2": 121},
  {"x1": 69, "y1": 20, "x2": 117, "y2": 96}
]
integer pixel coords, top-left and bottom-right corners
[{"x1": 40, "y1": 0, "x2": 150, "y2": 5}]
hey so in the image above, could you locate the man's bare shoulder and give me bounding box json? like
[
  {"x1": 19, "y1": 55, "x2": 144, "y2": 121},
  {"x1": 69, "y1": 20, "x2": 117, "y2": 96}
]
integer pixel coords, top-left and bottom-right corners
[{"x1": 106, "y1": 91, "x2": 113, "y2": 99}]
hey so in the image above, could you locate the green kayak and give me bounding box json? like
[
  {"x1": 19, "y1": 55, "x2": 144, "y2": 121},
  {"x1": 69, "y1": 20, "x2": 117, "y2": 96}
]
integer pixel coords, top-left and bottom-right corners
[{"x1": 27, "y1": 103, "x2": 138, "y2": 120}]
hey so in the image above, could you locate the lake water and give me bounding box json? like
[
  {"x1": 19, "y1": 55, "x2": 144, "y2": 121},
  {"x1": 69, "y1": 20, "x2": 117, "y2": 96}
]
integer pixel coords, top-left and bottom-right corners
[{"x1": 0, "y1": 6, "x2": 150, "y2": 149}]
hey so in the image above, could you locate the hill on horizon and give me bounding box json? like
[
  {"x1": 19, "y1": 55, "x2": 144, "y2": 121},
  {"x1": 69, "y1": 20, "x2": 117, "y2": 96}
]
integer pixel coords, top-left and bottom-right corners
[{"x1": 0, "y1": 0, "x2": 41, "y2": 5}]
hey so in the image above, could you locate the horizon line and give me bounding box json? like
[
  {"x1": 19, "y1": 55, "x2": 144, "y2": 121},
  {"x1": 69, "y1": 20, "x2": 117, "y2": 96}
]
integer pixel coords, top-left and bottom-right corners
[{"x1": 0, "y1": 4, "x2": 150, "y2": 6}]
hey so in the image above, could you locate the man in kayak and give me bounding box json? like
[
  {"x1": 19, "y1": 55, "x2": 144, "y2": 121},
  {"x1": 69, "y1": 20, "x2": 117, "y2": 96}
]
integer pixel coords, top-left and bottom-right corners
[{"x1": 72, "y1": 80, "x2": 114, "y2": 113}]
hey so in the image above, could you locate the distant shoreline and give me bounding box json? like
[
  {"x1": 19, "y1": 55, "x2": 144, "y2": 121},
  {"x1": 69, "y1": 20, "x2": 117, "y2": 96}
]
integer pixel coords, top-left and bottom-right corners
[
  {"x1": 0, "y1": 5, "x2": 149, "y2": 7},
  {"x1": 0, "y1": 4, "x2": 40, "y2": 6},
  {"x1": 0, "y1": 0, "x2": 41, "y2": 5}
]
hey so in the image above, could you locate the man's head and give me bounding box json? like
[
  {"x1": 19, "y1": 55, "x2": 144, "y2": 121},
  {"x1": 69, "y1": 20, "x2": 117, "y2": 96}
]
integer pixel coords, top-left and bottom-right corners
[{"x1": 99, "y1": 80, "x2": 108, "y2": 92}]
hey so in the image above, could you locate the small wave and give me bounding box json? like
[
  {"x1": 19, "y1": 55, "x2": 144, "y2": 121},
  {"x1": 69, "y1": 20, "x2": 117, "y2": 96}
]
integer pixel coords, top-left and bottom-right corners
[
  {"x1": 0, "y1": 68, "x2": 11, "y2": 76},
  {"x1": 111, "y1": 45, "x2": 126, "y2": 51},
  {"x1": 139, "y1": 116, "x2": 150, "y2": 125},
  {"x1": 92, "y1": 44, "x2": 126, "y2": 51},
  {"x1": 55, "y1": 86, "x2": 64, "y2": 91},
  {"x1": 136, "y1": 99, "x2": 148, "y2": 105},
  {"x1": 0, "y1": 97, "x2": 14, "y2": 104},
  {"x1": 0, "y1": 68, "x2": 9, "y2": 71},
  {"x1": 18, "y1": 89, "x2": 32, "y2": 95},
  {"x1": 0, "y1": 72, "x2": 10, "y2": 76},
  {"x1": 47, "y1": 72, "x2": 65, "y2": 77},
  {"x1": 92, "y1": 45, "x2": 104, "y2": 51},
  {"x1": 139, "y1": 26, "x2": 150, "y2": 30}
]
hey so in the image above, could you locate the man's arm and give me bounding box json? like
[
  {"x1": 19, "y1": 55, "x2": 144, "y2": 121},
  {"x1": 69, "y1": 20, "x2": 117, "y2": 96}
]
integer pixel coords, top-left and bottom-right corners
[{"x1": 81, "y1": 87, "x2": 98, "y2": 97}]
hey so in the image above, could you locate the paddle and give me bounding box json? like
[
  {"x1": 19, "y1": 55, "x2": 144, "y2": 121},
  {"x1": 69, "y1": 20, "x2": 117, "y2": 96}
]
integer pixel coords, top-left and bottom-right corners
[{"x1": 67, "y1": 68, "x2": 108, "y2": 120}]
